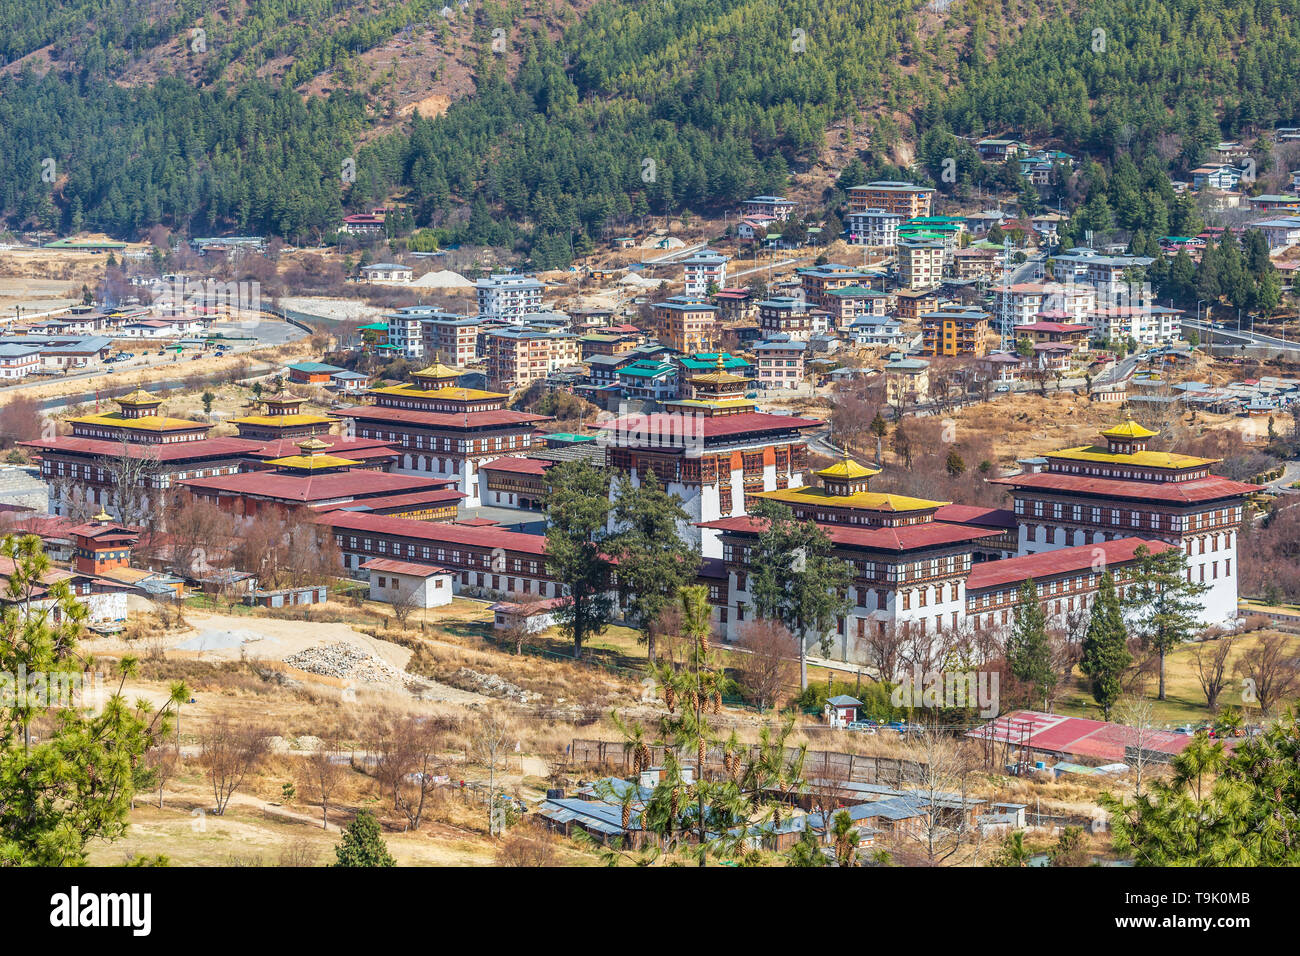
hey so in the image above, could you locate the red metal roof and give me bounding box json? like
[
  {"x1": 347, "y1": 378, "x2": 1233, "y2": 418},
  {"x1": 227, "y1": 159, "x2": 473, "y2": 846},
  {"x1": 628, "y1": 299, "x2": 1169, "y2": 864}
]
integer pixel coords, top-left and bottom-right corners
[
  {"x1": 932, "y1": 504, "x2": 1018, "y2": 529},
  {"x1": 479, "y1": 456, "x2": 550, "y2": 475},
  {"x1": 359, "y1": 558, "x2": 453, "y2": 577},
  {"x1": 964, "y1": 537, "x2": 1176, "y2": 592},
  {"x1": 333, "y1": 405, "x2": 550, "y2": 429},
  {"x1": 967, "y1": 710, "x2": 1236, "y2": 762},
  {"x1": 322, "y1": 511, "x2": 548, "y2": 555},
  {"x1": 317, "y1": 489, "x2": 465, "y2": 512},
  {"x1": 698, "y1": 516, "x2": 1002, "y2": 552},
  {"x1": 991, "y1": 471, "x2": 1261, "y2": 503},
  {"x1": 247, "y1": 436, "x2": 399, "y2": 461},
  {"x1": 598, "y1": 411, "x2": 822, "y2": 443},
  {"x1": 181, "y1": 470, "x2": 452, "y2": 503},
  {"x1": 19, "y1": 435, "x2": 266, "y2": 462}
]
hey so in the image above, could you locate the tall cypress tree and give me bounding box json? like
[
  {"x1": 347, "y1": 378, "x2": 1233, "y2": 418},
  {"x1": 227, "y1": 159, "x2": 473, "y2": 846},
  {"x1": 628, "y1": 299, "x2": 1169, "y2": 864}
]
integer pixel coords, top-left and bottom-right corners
[{"x1": 1079, "y1": 571, "x2": 1131, "y2": 719}]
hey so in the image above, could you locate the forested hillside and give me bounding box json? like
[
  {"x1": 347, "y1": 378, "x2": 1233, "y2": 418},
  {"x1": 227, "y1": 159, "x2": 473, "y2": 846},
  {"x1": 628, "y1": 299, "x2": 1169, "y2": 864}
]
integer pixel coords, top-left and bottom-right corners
[{"x1": 4, "y1": 0, "x2": 1300, "y2": 265}]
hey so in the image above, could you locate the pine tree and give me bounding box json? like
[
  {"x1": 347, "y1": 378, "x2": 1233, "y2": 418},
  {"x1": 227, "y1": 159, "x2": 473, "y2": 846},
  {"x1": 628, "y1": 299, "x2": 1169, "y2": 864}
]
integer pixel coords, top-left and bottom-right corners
[
  {"x1": 331, "y1": 810, "x2": 396, "y2": 867},
  {"x1": 1007, "y1": 579, "x2": 1055, "y2": 708},
  {"x1": 542, "y1": 459, "x2": 614, "y2": 658},
  {"x1": 1078, "y1": 572, "x2": 1131, "y2": 719},
  {"x1": 1123, "y1": 545, "x2": 1208, "y2": 700},
  {"x1": 609, "y1": 472, "x2": 699, "y2": 664}
]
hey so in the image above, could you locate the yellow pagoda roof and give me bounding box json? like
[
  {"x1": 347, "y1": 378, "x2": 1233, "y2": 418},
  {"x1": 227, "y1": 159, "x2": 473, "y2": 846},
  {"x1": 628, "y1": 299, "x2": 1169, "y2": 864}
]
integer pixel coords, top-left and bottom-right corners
[
  {"x1": 816, "y1": 458, "x2": 882, "y2": 481},
  {"x1": 412, "y1": 363, "x2": 463, "y2": 380},
  {"x1": 752, "y1": 486, "x2": 946, "y2": 513},
  {"x1": 115, "y1": 388, "x2": 163, "y2": 407},
  {"x1": 264, "y1": 453, "x2": 361, "y2": 470},
  {"x1": 1102, "y1": 419, "x2": 1158, "y2": 440},
  {"x1": 230, "y1": 414, "x2": 332, "y2": 427},
  {"x1": 1048, "y1": 446, "x2": 1216, "y2": 469},
  {"x1": 69, "y1": 412, "x2": 204, "y2": 432},
  {"x1": 368, "y1": 384, "x2": 505, "y2": 402}
]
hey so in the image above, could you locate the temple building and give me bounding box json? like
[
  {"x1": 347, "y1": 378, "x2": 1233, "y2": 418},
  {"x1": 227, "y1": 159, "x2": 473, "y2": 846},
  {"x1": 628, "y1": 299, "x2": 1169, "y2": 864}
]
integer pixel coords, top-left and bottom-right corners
[
  {"x1": 229, "y1": 395, "x2": 334, "y2": 441},
  {"x1": 598, "y1": 401, "x2": 822, "y2": 557},
  {"x1": 699, "y1": 454, "x2": 1196, "y2": 665},
  {"x1": 701, "y1": 458, "x2": 1005, "y2": 654},
  {"x1": 332, "y1": 367, "x2": 552, "y2": 507},
  {"x1": 663, "y1": 353, "x2": 755, "y2": 417},
  {"x1": 21, "y1": 389, "x2": 263, "y2": 518},
  {"x1": 990, "y1": 420, "x2": 1260, "y2": 624},
  {"x1": 180, "y1": 437, "x2": 464, "y2": 522}
]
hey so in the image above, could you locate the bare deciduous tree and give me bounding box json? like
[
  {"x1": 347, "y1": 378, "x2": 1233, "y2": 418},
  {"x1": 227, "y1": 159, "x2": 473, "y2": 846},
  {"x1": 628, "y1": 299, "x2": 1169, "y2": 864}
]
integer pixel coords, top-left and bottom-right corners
[
  {"x1": 472, "y1": 709, "x2": 512, "y2": 837},
  {"x1": 1114, "y1": 695, "x2": 1156, "y2": 796},
  {"x1": 735, "y1": 618, "x2": 798, "y2": 711},
  {"x1": 105, "y1": 440, "x2": 163, "y2": 531},
  {"x1": 1235, "y1": 634, "x2": 1300, "y2": 717},
  {"x1": 300, "y1": 741, "x2": 347, "y2": 830},
  {"x1": 199, "y1": 717, "x2": 269, "y2": 814},
  {"x1": 898, "y1": 722, "x2": 981, "y2": 866},
  {"x1": 494, "y1": 824, "x2": 561, "y2": 866},
  {"x1": 145, "y1": 743, "x2": 179, "y2": 809},
  {"x1": 1192, "y1": 634, "x2": 1235, "y2": 713}
]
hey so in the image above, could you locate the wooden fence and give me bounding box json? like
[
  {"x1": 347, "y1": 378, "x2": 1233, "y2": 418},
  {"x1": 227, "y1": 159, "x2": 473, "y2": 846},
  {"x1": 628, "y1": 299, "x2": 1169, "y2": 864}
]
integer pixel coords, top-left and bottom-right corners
[{"x1": 569, "y1": 738, "x2": 926, "y2": 788}]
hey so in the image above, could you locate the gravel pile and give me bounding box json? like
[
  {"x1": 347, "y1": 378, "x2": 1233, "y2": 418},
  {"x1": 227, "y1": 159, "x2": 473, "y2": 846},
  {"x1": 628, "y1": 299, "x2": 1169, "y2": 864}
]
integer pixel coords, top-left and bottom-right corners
[
  {"x1": 454, "y1": 667, "x2": 540, "y2": 703},
  {"x1": 284, "y1": 642, "x2": 408, "y2": 685}
]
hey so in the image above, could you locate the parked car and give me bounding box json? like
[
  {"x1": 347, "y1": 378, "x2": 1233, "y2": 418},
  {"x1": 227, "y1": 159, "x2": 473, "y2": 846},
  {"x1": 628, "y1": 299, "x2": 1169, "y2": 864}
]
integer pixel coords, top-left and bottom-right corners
[
  {"x1": 846, "y1": 721, "x2": 877, "y2": 734},
  {"x1": 995, "y1": 384, "x2": 1011, "y2": 392}
]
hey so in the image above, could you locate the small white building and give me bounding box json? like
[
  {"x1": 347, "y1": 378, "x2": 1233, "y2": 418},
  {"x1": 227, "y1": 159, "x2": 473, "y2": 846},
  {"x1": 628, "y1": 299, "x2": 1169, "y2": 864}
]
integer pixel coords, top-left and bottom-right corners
[
  {"x1": 360, "y1": 558, "x2": 454, "y2": 608},
  {"x1": 490, "y1": 597, "x2": 565, "y2": 634},
  {"x1": 360, "y1": 263, "x2": 415, "y2": 284}
]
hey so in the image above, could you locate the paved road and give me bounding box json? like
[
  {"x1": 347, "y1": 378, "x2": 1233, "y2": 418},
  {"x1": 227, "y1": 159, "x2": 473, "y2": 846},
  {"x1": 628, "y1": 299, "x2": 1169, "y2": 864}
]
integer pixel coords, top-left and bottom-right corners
[{"x1": 1184, "y1": 317, "x2": 1300, "y2": 356}]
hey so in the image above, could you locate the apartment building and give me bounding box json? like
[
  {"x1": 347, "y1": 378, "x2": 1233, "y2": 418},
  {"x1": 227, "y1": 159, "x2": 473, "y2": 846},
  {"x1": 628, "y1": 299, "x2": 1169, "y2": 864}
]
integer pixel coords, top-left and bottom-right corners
[
  {"x1": 651, "y1": 296, "x2": 718, "y2": 354},
  {"x1": 421, "y1": 314, "x2": 481, "y2": 366},
  {"x1": 846, "y1": 181, "x2": 934, "y2": 218},
  {"x1": 476, "y1": 273, "x2": 545, "y2": 322},
  {"x1": 385, "y1": 305, "x2": 465, "y2": 360},
  {"x1": 681, "y1": 249, "x2": 730, "y2": 295},
  {"x1": 752, "y1": 337, "x2": 806, "y2": 389},
  {"x1": 846, "y1": 208, "x2": 903, "y2": 249},
  {"x1": 897, "y1": 238, "x2": 945, "y2": 290},
  {"x1": 756, "y1": 296, "x2": 831, "y2": 342},
  {"x1": 921, "y1": 307, "x2": 991, "y2": 357},
  {"x1": 485, "y1": 328, "x2": 579, "y2": 391}
]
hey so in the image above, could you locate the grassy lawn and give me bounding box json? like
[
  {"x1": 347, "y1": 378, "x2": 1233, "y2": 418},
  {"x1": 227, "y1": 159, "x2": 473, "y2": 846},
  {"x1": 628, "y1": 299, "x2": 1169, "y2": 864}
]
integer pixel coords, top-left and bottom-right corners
[{"x1": 1054, "y1": 628, "x2": 1298, "y2": 727}]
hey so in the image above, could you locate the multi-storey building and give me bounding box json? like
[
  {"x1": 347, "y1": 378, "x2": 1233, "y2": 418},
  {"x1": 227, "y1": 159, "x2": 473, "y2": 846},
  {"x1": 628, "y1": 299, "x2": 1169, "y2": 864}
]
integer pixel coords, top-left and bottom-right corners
[
  {"x1": 847, "y1": 181, "x2": 934, "y2": 218},
  {"x1": 651, "y1": 296, "x2": 718, "y2": 354},
  {"x1": 711, "y1": 288, "x2": 755, "y2": 323},
  {"x1": 475, "y1": 273, "x2": 545, "y2": 322},
  {"x1": 797, "y1": 264, "x2": 873, "y2": 311},
  {"x1": 599, "y1": 401, "x2": 821, "y2": 557},
  {"x1": 821, "y1": 286, "x2": 890, "y2": 328},
  {"x1": 739, "y1": 196, "x2": 797, "y2": 220},
  {"x1": 756, "y1": 296, "x2": 831, "y2": 341},
  {"x1": 1046, "y1": 249, "x2": 1154, "y2": 293},
  {"x1": 898, "y1": 239, "x2": 944, "y2": 290},
  {"x1": 751, "y1": 337, "x2": 806, "y2": 390},
  {"x1": 701, "y1": 459, "x2": 1002, "y2": 654},
  {"x1": 484, "y1": 328, "x2": 580, "y2": 391},
  {"x1": 21, "y1": 389, "x2": 261, "y2": 518},
  {"x1": 420, "y1": 314, "x2": 480, "y2": 366},
  {"x1": 326, "y1": 511, "x2": 557, "y2": 599},
  {"x1": 681, "y1": 249, "x2": 729, "y2": 295},
  {"x1": 921, "y1": 307, "x2": 990, "y2": 357},
  {"x1": 1088, "y1": 304, "x2": 1182, "y2": 346},
  {"x1": 846, "y1": 208, "x2": 903, "y2": 249},
  {"x1": 990, "y1": 420, "x2": 1260, "y2": 625},
  {"x1": 229, "y1": 395, "x2": 335, "y2": 442},
  {"x1": 333, "y1": 369, "x2": 551, "y2": 507}
]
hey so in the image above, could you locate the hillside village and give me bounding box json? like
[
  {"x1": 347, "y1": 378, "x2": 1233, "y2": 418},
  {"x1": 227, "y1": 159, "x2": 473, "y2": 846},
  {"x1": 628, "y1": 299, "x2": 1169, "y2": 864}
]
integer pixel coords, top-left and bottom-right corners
[{"x1": 1, "y1": 1, "x2": 1300, "y2": 884}]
